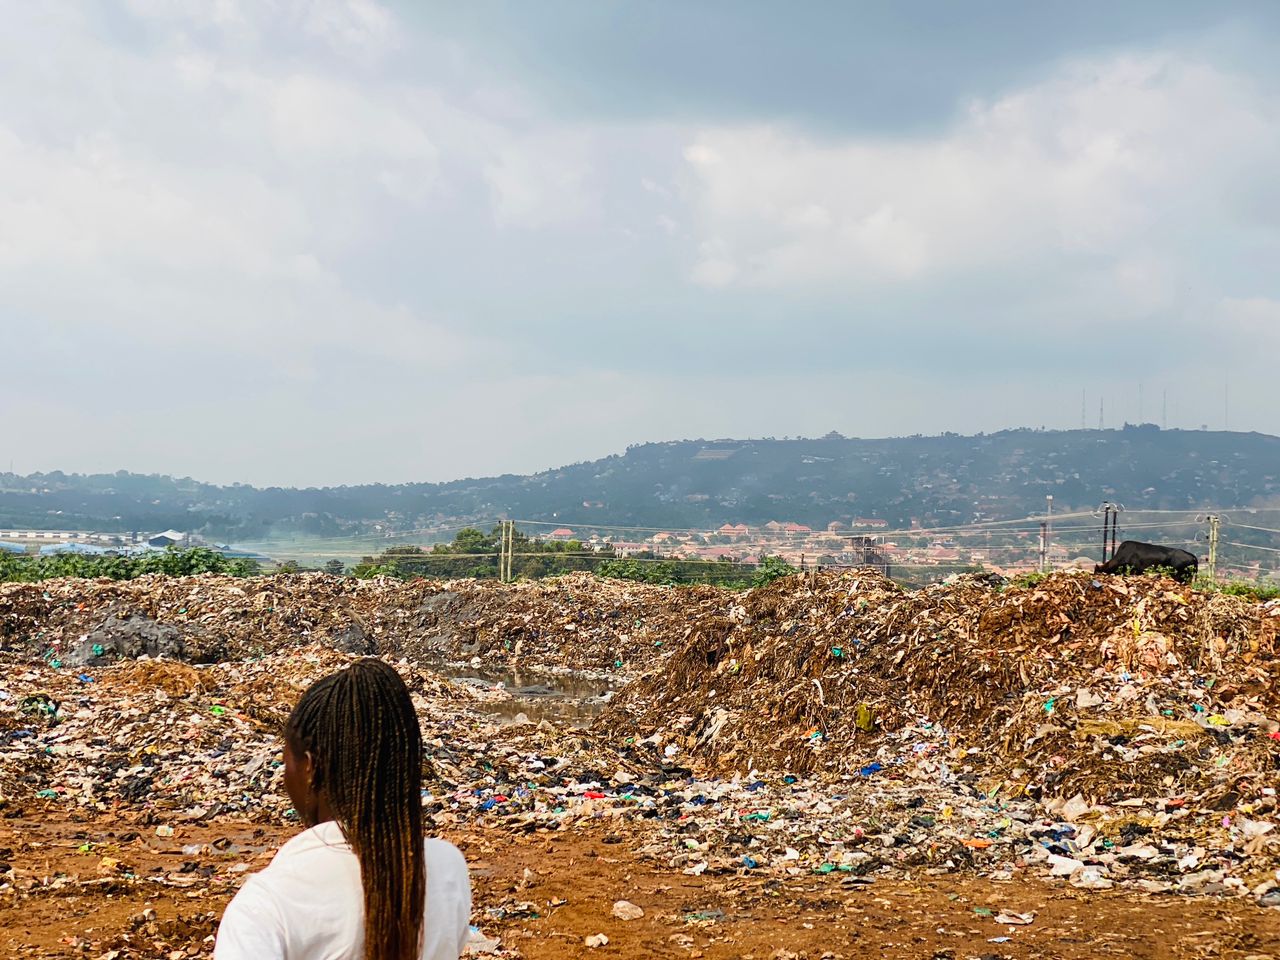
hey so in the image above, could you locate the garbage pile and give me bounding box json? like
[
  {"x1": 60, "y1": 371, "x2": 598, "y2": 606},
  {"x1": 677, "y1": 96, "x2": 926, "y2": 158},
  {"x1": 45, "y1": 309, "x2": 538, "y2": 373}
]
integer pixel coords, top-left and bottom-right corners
[
  {"x1": 385, "y1": 573, "x2": 723, "y2": 674},
  {"x1": 0, "y1": 645, "x2": 650, "y2": 822},
  {"x1": 606, "y1": 572, "x2": 1278, "y2": 818},
  {"x1": 0, "y1": 572, "x2": 714, "y2": 675},
  {"x1": 607, "y1": 571, "x2": 1278, "y2": 783},
  {"x1": 1, "y1": 570, "x2": 1278, "y2": 908}
]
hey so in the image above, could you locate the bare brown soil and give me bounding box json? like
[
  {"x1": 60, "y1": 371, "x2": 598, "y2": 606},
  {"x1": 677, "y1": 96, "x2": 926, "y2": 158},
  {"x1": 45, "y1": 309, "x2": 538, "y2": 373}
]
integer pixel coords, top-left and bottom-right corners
[{"x1": 1, "y1": 816, "x2": 1276, "y2": 959}]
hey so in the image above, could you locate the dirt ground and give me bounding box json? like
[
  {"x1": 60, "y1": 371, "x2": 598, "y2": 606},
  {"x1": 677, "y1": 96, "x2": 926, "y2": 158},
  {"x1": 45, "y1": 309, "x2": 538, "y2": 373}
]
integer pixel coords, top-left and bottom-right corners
[{"x1": 1, "y1": 815, "x2": 1277, "y2": 960}]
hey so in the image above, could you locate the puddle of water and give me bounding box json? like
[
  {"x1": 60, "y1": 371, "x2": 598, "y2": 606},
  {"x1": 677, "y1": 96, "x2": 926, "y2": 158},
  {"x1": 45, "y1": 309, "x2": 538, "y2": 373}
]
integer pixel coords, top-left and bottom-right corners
[
  {"x1": 480, "y1": 697, "x2": 607, "y2": 728},
  {"x1": 423, "y1": 660, "x2": 618, "y2": 728}
]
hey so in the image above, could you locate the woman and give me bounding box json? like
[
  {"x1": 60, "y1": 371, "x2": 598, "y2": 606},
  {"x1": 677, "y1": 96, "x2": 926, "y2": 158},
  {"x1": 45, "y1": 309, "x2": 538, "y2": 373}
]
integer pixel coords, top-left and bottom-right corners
[{"x1": 215, "y1": 659, "x2": 471, "y2": 960}]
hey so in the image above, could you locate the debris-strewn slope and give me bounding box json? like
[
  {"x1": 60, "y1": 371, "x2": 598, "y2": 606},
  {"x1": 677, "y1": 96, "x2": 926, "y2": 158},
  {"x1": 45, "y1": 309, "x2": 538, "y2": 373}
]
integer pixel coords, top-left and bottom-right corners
[
  {"x1": 605, "y1": 571, "x2": 1280, "y2": 804},
  {"x1": 0, "y1": 572, "x2": 718, "y2": 673}
]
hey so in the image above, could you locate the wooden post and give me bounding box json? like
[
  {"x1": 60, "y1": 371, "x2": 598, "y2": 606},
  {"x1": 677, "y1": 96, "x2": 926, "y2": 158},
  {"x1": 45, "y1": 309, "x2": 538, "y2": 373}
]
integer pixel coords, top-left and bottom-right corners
[
  {"x1": 1207, "y1": 515, "x2": 1220, "y2": 583},
  {"x1": 506, "y1": 521, "x2": 514, "y2": 582},
  {"x1": 1101, "y1": 505, "x2": 1108, "y2": 564}
]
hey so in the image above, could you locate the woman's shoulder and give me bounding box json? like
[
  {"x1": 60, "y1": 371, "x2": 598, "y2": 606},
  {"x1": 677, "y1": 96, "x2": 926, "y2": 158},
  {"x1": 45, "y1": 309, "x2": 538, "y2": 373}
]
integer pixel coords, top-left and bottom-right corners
[{"x1": 422, "y1": 837, "x2": 467, "y2": 872}]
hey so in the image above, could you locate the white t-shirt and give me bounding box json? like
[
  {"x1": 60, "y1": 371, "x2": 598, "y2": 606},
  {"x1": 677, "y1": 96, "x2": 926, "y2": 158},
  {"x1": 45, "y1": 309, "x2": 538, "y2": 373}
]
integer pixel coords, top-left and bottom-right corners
[{"x1": 214, "y1": 821, "x2": 471, "y2": 960}]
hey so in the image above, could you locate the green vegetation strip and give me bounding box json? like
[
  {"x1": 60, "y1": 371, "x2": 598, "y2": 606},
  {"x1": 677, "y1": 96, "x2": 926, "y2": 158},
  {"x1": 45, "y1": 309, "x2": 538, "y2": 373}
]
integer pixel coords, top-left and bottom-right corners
[{"x1": 0, "y1": 547, "x2": 260, "y2": 583}]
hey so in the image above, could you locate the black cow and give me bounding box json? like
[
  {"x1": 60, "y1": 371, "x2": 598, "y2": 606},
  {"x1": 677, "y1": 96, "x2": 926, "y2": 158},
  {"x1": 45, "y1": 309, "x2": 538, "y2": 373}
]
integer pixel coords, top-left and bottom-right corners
[{"x1": 1094, "y1": 540, "x2": 1198, "y2": 582}]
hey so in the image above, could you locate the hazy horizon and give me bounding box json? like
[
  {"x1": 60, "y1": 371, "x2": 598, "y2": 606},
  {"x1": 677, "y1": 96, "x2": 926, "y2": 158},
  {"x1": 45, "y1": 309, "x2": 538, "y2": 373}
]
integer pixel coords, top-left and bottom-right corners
[
  {"x1": 6, "y1": 2, "x2": 1280, "y2": 485},
  {"x1": 7, "y1": 424, "x2": 1275, "y2": 490}
]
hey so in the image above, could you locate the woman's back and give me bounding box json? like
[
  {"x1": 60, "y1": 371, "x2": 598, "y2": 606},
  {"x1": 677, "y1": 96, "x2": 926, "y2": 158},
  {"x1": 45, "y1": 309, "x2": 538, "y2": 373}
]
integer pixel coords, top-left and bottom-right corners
[{"x1": 214, "y1": 821, "x2": 471, "y2": 960}]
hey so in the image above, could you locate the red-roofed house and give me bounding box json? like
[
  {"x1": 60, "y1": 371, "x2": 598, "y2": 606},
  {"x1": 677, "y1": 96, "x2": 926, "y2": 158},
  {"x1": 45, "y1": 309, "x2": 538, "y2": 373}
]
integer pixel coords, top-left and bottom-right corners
[{"x1": 548, "y1": 528, "x2": 576, "y2": 540}]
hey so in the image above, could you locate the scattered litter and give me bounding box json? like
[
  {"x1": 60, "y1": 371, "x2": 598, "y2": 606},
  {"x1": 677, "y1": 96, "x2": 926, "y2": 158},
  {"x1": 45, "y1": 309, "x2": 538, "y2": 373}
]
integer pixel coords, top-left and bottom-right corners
[
  {"x1": 994, "y1": 911, "x2": 1035, "y2": 925},
  {"x1": 463, "y1": 927, "x2": 502, "y2": 954},
  {"x1": 0, "y1": 568, "x2": 1276, "y2": 909},
  {"x1": 611, "y1": 900, "x2": 644, "y2": 921}
]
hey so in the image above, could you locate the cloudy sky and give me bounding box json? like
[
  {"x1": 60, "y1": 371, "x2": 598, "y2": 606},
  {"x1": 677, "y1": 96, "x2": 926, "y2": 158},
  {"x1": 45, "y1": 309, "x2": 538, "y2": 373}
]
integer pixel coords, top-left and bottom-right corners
[{"x1": 4, "y1": 1, "x2": 1280, "y2": 485}]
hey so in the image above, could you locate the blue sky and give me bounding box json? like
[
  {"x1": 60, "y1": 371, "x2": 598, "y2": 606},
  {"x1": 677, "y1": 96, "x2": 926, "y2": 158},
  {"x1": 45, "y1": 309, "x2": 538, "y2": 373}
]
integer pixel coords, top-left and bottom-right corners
[{"x1": 4, "y1": 1, "x2": 1279, "y2": 485}]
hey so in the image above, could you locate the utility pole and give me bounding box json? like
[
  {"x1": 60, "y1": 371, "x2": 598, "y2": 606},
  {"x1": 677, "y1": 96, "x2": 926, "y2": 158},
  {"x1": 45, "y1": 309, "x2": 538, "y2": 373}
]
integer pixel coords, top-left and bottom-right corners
[
  {"x1": 1039, "y1": 521, "x2": 1048, "y2": 573},
  {"x1": 1100, "y1": 504, "x2": 1112, "y2": 564},
  {"x1": 506, "y1": 521, "x2": 515, "y2": 582},
  {"x1": 1206, "y1": 515, "x2": 1220, "y2": 583},
  {"x1": 1046, "y1": 495, "x2": 1053, "y2": 570},
  {"x1": 498, "y1": 521, "x2": 506, "y2": 582},
  {"x1": 1099, "y1": 502, "x2": 1121, "y2": 562},
  {"x1": 499, "y1": 521, "x2": 514, "y2": 583}
]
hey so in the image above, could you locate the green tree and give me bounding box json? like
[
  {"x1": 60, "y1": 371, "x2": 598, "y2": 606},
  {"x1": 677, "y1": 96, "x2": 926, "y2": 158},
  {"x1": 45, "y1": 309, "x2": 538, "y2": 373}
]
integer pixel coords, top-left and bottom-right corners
[
  {"x1": 324, "y1": 559, "x2": 345, "y2": 575},
  {"x1": 752, "y1": 555, "x2": 797, "y2": 587}
]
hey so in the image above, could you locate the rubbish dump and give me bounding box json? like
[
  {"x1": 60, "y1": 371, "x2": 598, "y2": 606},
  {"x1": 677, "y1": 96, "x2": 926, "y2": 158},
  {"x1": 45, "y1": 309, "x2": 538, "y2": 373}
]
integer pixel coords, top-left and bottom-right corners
[
  {"x1": 602, "y1": 570, "x2": 1280, "y2": 900},
  {"x1": 607, "y1": 571, "x2": 1278, "y2": 789},
  {"x1": 0, "y1": 572, "x2": 717, "y2": 673},
  {"x1": 0, "y1": 569, "x2": 1277, "y2": 914}
]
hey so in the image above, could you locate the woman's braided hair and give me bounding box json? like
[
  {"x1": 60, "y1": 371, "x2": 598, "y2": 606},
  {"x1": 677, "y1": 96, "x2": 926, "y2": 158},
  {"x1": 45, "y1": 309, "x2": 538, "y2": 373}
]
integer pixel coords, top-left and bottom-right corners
[{"x1": 286, "y1": 659, "x2": 425, "y2": 960}]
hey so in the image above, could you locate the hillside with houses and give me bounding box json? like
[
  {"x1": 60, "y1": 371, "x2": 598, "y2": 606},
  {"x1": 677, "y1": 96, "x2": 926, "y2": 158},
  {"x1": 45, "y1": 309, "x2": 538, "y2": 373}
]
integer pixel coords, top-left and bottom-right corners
[{"x1": 2, "y1": 427, "x2": 1277, "y2": 549}]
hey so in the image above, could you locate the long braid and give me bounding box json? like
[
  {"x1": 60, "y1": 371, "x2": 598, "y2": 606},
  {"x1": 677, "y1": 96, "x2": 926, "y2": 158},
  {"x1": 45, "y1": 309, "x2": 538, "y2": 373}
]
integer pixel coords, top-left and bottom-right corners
[{"x1": 286, "y1": 660, "x2": 426, "y2": 960}]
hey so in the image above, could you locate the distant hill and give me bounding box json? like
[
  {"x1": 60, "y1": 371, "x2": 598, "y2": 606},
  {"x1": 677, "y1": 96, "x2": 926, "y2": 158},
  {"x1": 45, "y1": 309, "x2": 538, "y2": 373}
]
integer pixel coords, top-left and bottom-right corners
[{"x1": 3, "y1": 427, "x2": 1279, "y2": 541}]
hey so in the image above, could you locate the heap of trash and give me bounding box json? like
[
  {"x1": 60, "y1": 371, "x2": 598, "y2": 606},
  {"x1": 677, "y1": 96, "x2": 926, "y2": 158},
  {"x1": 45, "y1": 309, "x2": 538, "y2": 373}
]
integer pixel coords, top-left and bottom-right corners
[
  {"x1": 602, "y1": 570, "x2": 1280, "y2": 899},
  {"x1": 1, "y1": 569, "x2": 1278, "y2": 906},
  {"x1": 607, "y1": 571, "x2": 1279, "y2": 788},
  {"x1": 0, "y1": 572, "x2": 715, "y2": 674},
  {"x1": 0, "y1": 645, "x2": 650, "y2": 823}
]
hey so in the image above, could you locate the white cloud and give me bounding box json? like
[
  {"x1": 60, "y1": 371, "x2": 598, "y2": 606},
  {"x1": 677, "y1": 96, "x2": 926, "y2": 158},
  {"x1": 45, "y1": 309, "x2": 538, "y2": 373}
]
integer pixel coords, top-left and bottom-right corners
[
  {"x1": 260, "y1": 73, "x2": 436, "y2": 165},
  {"x1": 1216, "y1": 297, "x2": 1280, "y2": 346},
  {"x1": 123, "y1": 0, "x2": 398, "y2": 58},
  {"x1": 2, "y1": 5, "x2": 1278, "y2": 483},
  {"x1": 682, "y1": 55, "x2": 1280, "y2": 298},
  {"x1": 0, "y1": 2, "x2": 514, "y2": 411},
  {"x1": 690, "y1": 239, "x2": 738, "y2": 286},
  {"x1": 0, "y1": 126, "x2": 301, "y2": 275},
  {"x1": 483, "y1": 131, "x2": 598, "y2": 229},
  {"x1": 301, "y1": 0, "x2": 397, "y2": 57}
]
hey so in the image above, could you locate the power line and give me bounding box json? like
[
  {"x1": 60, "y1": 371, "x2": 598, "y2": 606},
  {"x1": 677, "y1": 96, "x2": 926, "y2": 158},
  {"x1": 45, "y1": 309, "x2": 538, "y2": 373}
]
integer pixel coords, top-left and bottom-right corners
[
  {"x1": 510, "y1": 511, "x2": 1105, "y2": 539},
  {"x1": 1221, "y1": 540, "x2": 1280, "y2": 555},
  {"x1": 361, "y1": 552, "x2": 777, "y2": 567},
  {"x1": 238, "y1": 521, "x2": 500, "y2": 547},
  {"x1": 1225, "y1": 522, "x2": 1280, "y2": 536},
  {"x1": 244, "y1": 510, "x2": 1249, "y2": 554},
  {"x1": 260, "y1": 517, "x2": 1211, "y2": 559},
  {"x1": 261, "y1": 519, "x2": 1203, "y2": 551}
]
